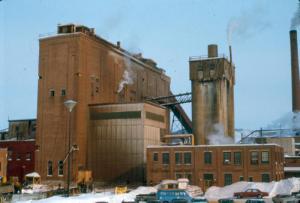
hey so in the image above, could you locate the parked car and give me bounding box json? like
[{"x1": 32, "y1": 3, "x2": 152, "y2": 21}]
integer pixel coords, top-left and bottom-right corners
[
  {"x1": 218, "y1": 198, "x2": 234, "y2": 203},
  {"x1": 245, "y1": 199, "x2": 265, "y2": 203},
  {"x1": 234, "y1": 189, "x2": 268, "y2": 199},
  {"x1": 272, "y1": 194, "x2": 292, "y2": 203}
]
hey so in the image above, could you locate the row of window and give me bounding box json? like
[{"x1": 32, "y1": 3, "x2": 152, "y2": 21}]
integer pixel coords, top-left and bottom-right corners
[
  {"x1": 153, "y1": 152, "x2": 192, "y2": 165},
  {"x1": 7, "y1": 151, "x2": 32, "y2": 161},
  {"x1": 47, "y1": 160, "x2": 64, "y2": 176},
  {"x1": 153, "y1": 151, "x2": 270, "y2": 165},
  {"x1": 49, "y1": 89, "x2": 66, "y2": 97},
  {"x1": 172, "y1": 173, "x2": 271, "y2": 186}
]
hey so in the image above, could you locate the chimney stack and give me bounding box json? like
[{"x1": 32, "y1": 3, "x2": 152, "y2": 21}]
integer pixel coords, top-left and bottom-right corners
[
  {"x1": 208, "y1": 44, "x2": 218, "y2": 58},
  {"x1": 290, "y1": 30, "x2": 300, "y2": 112}
]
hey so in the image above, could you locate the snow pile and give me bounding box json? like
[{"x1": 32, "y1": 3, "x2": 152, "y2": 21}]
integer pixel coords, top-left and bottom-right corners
[
  {"x1": 15, "y1": 186, "x2": 157, "y2": 203},
  {"x1": 205, "y1": 178, "x2": 300, "y2": 200},
  {"x1": 22, "y1": 184, "x2": 51, "y2": 194}
]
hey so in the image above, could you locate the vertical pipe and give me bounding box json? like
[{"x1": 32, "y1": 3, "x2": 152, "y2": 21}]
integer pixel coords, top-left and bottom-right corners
[
  {"x1": 290, "y1": 30, "x2": 300, "y2": 112},
  {"x1": 229, "y1": 46, "x2": 232, "y2": 65}
]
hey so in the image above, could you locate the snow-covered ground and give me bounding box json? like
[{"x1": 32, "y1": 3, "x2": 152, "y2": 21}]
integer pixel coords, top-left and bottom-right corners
[
  {"x1": 205, "y1": 177, "x2": 300, "y2": 200},
  {"x1": 13, "y1": 178, "x2": 300, "y2": 203},
  {"x1": 13, "y1": 186, "x2": 157, "y2": 203}
]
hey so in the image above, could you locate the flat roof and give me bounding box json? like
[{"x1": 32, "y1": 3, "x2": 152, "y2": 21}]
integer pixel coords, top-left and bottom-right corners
[
  {"x1": 147, "y1": 143, "x2": 281, "y2": 148},
  {"x1": 284, "y1": 167, "x2": 300, "y2": 172},
  {"x1": 8, "y1": 118, "x2": 36, "y2": 122}
]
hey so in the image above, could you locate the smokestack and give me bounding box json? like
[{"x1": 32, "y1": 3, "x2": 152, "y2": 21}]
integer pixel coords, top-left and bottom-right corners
[
  {"x1": 290, "y1": 30, "x2": 300, "y2": 112},
  {"x1": 208, "y1": 44, "x2": 218, "y2": 58},
  {"x1": 229, "y1": 45, "x2": 232, "y2": 64}
]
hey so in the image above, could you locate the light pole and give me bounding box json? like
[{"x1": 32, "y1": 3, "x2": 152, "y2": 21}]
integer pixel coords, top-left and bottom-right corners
[{"x1": 64, "y1": 99, "x2": 77, "y2": 197}]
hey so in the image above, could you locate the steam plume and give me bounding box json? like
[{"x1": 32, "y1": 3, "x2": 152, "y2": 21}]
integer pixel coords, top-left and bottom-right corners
[
  {"x1": 117, "y1": 69, "x2": 134, "y2": 93},
  {"x1": 291, "y1": 1, "x2": 300, "y2": 30},
  {"x1": 267, "y1": 112, "x2": 300, "y2": 130},
  {"x1": 207, "y1": 123, "x2": 234, "y2": 145},
  {"x1": 117, "y1": 56, "x2": 135, "y2": 93},
  {"x1": 226, "y1": 4, "x2": 270, "y2": 45}
]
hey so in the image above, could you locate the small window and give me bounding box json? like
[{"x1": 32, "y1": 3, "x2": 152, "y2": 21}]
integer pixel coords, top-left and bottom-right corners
[
  {"x1": 261, "y1": 151, "x2": 269, "y2": 164},
  {"x1": 16, "y1": 154, "x2": 21, "y2": 161},
  {"x1": 249, "y1": 177, "x2": 253, "y2": 182},
  {"x1": 234, "y1": 152, "x2": 242, "y2": 165},
  {"x1": 58, "y1": 160, "x2": 64, "y2": 176},
  {"x1": 175, "y1": 173, "x2": 183, "y2": 179},
  {"x1": 25, "y1": 153, "x2": 31, "y2": 161},
  {"x1": 262, "y1": 174, "x2": 270, "y2": 182},
  {"x1": 48, "y1": 161, "x2": 53, "y2": 176},
  {"x1": 239, "y1": 176, "x2": 244, "y2": 181},
  {"x1": 224, "y1": 174, "x2": 232, "y2": 186},
  {"x1": 162, "y1": 153, "x2": 169, "y2": 165},
  {"x1": 153, "y1": 153, "x2": 158, "y2": 162},
  {"x1": 50, "y1": 89, "x2": 55, "y2": 97},
  {"x1": 250, "y1": 151, "x2": 259, "y2": 165},
  {"x1": 175, "y1": 152, "x2": 182, "y2": 165},
  {"x1": 184, "y1": 152, "x2": 192, "y2": 164},
  {"x1": 185, "y1": 173, "x2": 192, "y2": 181},
  {"x1": 8, "y1": 150, "x2": 12, "y2": 161},
  {"x1": 61, "y1": 89, "x2": 66, "y2": 96},
  {"x1": 204, "y1": 151, "x2": 212, "y2": 164},
  {"x1": 223, "y1": 152, "x2": 231, "y2": 164}
]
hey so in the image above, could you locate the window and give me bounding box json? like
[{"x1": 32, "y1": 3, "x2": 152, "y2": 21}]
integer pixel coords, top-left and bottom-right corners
[
  {"x1": 261, "y1": 151, "x2": 269, "y2": 164},
  {"x1": 250, "y1": 151, "x2": 259, "y2": 165},
  {"x1": 47, "y1": 161, "x2": 53, "y2": 176},
  {"x1": 185, "y1": 173, "x2": 192, "y2": 181},
  {"x1": 184, "y1": 152, "x2": 192, "y2": 164},
  {"x1": 248, "y1": 177, "x2": 253, "y2": 182},
  {"x1": 16, "y1": 154, "x2": 21, "y2": 161},
  {"x1": 8, "y1": 150, "x2": 12, "y2": 161},
  {"x1": 262, "y1": 174, "x2": 270, "y2": 182},
  {"x1": 175, "y1": 173, "x2": 183, "y2": 179},
  {"x1": 153, "y1": 153, "x2": 158, "y2": 162},
  {"x1": 162, "y1": 153, "x2": 169, "y2": 165},
  {"x1": 175, "y1": 152, "x2": 182, "y2": 165},
  {"x1": 223, "y1": 152, "x2": 231, "y2": 164},
  {"x1": 204, "y1": 151, "x2": 212, "y2": 164},
  {"x1": 25, "y1": 153, "x2": 31, "y2": 161},
  {"x1": 58, "y1": 160, "x2": 64, "y2": 176},
  {"x1": 50, "y1": 89, "x2": 55, "y2": 97},
  {"x1": 61, "y1": 89, "x2": 66, "y2": 96},
  {"x1": 224, "y1": 174, "x2": 232, "y2": 186},
  {"x1": 234, "y1": 152, "x2": 242, "y2": 165},
  {"x1": 239, "y1": 176, "x2": 244, "y2": 181}
]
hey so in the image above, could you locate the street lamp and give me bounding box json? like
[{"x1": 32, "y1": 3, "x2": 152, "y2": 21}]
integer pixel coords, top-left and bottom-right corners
[{"x1": 64, "y1": 100, "x2": 77, "y2": 197}]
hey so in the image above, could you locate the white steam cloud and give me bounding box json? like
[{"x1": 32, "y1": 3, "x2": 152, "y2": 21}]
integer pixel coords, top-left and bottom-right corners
[
  {"x1": 266, "y1": 112, "x2": 300, "y2": 130},
  {"x1": 117, "y1": 69, "x2": 134, "y2": 93},
  {"x1": 117, "y1": 56, "x2": 136, "y2": 93},
  {"x1": 226, "y1": 3, "x2": 270, "y2": 45},
  {"x1": 207, "y1": 123, "x2": 234, "y2": 145},
  {"x1": 291, "y1": 1, "x2": 300, "y2": 30}
]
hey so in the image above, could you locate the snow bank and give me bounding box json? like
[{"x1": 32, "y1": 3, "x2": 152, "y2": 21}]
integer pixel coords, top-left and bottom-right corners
[
  {"x1": 14, "y1": 186, "x2": 157, "y2": 203},
  {"x1": 205, "y1": 178, "x2": 300, "y2": 199}
]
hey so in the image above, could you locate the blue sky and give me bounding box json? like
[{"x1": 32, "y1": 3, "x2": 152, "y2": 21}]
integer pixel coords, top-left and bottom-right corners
[{"x1": 0, "y1": 0, "x2": 297, "y2": 130}]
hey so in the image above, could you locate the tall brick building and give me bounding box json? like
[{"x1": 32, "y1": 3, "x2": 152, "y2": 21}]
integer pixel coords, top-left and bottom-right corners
[{"x1": 36, "y1": 24, "x2": 170, "y2": 183}]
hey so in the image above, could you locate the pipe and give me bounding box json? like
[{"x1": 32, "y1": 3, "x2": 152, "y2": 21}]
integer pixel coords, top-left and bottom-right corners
[
  {"x1": 290, "y1": 30, "x2": 300, "y2": 112},
  {"x1": 229, "y1": 45, "x2": 232, "y2": 65}
]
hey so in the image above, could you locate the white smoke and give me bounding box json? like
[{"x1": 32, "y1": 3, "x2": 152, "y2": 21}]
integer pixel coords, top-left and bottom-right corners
[
  {"x1": 291, "y1": 1, "x2": 300, "y2": 30},
  {"x1": 226, "y1": 3, "x2": 270, "y2": 45},
  {"x1": 207, "y1": 123, "x2": 234, "y2": 145},
  {"x1": 266, "y1": 112, "x2": 300, "y2": 130},
  {"x1": 117, "y1": 69, "x2": 134, "y2": 93},
  {"x1": 117, "y1": 55, "x2": 136, "y2": 93}
]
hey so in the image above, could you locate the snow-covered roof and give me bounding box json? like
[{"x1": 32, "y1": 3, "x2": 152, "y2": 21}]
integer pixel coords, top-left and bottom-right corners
[
  {"x1": 284, "y1": 167, "x2": 300, "y2": 172},
  {"x1": 25, "y1": 172, "x2": 41, "y2": 178},
  {"x1": 147, "y1": 143, "x2": 281, "y2": 148}
]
